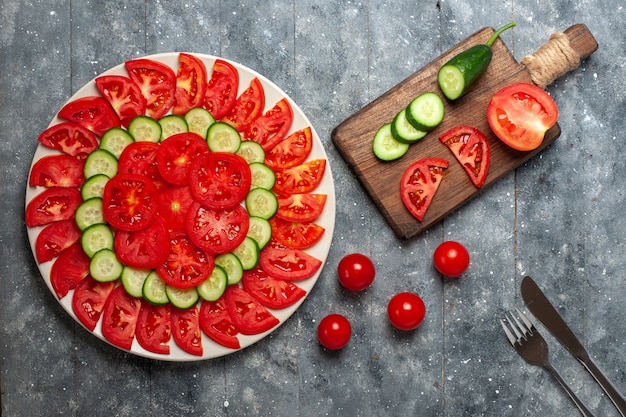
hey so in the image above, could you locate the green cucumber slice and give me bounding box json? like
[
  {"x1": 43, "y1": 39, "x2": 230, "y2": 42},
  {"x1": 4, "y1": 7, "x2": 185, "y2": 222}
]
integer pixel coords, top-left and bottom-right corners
[
  {"x1": 185, "y1": 107, "x2": 215, "y2": 138},
  {"x1": 121, "y1": 266, "x2": 151, "y2": 298},
  {"x1": 80, "y1": 223, "x2": 114, "y2": 258},
  {"x1": 100, "y1": 127, "x2": 134, "y2": 159},
  {"x1": 215, "y1": 253, "x2": 244, "y2": 285},
  {"x1": 159, "y1": 114, "x2": 189, "y2": 141},
  {"x1": 165, "y1": 285, "x2": 199, "y2": 309},
  {"x1": 207, "y1": 122, "x2": 241, "y2": 153},
  {"x1": 391, "y1": 108, "x2": 427, "y2": 144},
  {"x1": 231, "y1": 236, "x2": 260, "y2": 271},
  {"x1": 236, "y1": 140, "x2": 265, "y2": 164},
  {"x1": 247, "y1": 216, "x2": 272, "y2": 249},
  {"x1": 249, "y1": 162, "x2": 276, "y2": 190},
  {"x1": 142, "y1": 271, "x2": 169, "y2": 305},
  {"x1": 81, "y1": 174, "x2": 109, "y2": 200},
  {"x1": 128, "y1": 115, "x2": 162, "y2": 142},
  {"x1": 196, "y1": 265, "x2": 228, "y2": 302},
  {"x1": 372, "y1": 123, "x2": 409, "y2": 161},
  {"x1": 75, "y1": 197, "x2": 105, "y2": 231},
  {"x1": 84, "y1": 149, "x2": 118, "y2": 179},
  {"x1": 405, "y1": 92, "x2": 445, "y2": 132},
  {"x1": 89, "y1": 249, "x2": 123, "y2": 282},
  {"x1": 245, "y1": 188, "x2": 278, "y2": 220}
]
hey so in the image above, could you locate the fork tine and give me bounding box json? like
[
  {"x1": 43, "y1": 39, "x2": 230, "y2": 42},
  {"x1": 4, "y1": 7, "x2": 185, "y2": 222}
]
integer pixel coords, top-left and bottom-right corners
[
  {"x1": 507, "y1": 312, "x2": 525, "y2": 340},
  {"x1": 500, "y1": 319, "x2": 517, "y2": 345},
  {"x1": 515, "y1": 307, "x2": 534, "y2": 331}
]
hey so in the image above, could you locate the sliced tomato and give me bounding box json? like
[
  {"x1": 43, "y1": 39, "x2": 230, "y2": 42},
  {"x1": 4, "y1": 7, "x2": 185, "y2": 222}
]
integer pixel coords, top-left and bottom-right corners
[
  {"x1": 264, "y1": 127, "x2": 313, "y2": 169},
  {"x1": 173, "y1": 53, "x2": 208, "y2": 115},
  {"x1": 244, "y1": 98, "x2": 293, "y2": 150},
  {"x1": 273, "y1": 159, "x2": 326, "y2": 195},
  {"x1": 259, "y1": 243, "x2": 322, "y2": 281},
  {"x1": 157, "y1": 186, "x2": 195, "y2": 233},
  {"x1": 35, "y1": 219, "x2": 82, "y2": 263},
  {"x1": 95, "y1": 74, "x2": 147, "y2": 128},
  {"x1": 222, "y1": 77, "x2": 265, "y2": 132},
  {"x1": 71, "y1": 276, "x2": 116, "y2": 331},
  {"x1": 171, "y1": 306, "x2": 203, "y2": 356},
  {"x1": 102, "y1": 173, "x2": 158, "y2": 231},
  {"x1": 186, "y1": 202, "x2": 250, "y2": 254},
  {"x1": 242, "y1": 267, "x2": 306, "y2": 309},
  {"x1": 224, "y1": 285, "x2": 279, "y2": 336},
  {"x1": 26, "y1": 187, "x2": 82, "y2": 227},
  {"x1": 156, "y1": 132, "x2": 209, "y2": 186},
  {"x1": 125, "y1": 58, "x2": 176, "y2": 120},
  {"x1": 156, "y1": 234, "x2": 214, "y2": 289},
  {"x1": 203, "y1": 59, "x2": 239, "y2": 120},
  {"x1": 199, "y1": 299, "x2": 240, "y2": 349},
  {"x1": 487, "y1": 82, "x2": 559, "y2": 151},
  {"x1": 49, "y1": 243, "x2": 90, "y2": 299},
  {"x1": 58, "y1": 96, "x2": 121, "y2": 137},
  {"x1": 400, "y1": 158, "x2": 449, "y2": 222},
  {"x1": 114, "y1": 216, "x2": 170, "y2": 269},
  {"x1": 29, "y1": 154, "x2": 85, "y2": 188},
  {"x1": 118, "y1": 141, "x2": 166, "y2": 190},
  {"x1": 269, "y1": 217, "x2": 325, "y2": 249},
  {"x1": 276, "y1": 193, "x2": 327, "y2": 222},
  {"x1": 101, "y1": 285, "x2": 142, "y2": 351},
  {"x1": 439, "y1": 126, "x2": 491, "y2": 188},
  {"x1": 37, "y1": 122, "x2": 99, "y2": 160},
  {"x1": 135, "y1": 303, "x2": 171, "y2": 355},
  {"x1": 188, "y1": 152, "x2": 251, "y2": 209}
]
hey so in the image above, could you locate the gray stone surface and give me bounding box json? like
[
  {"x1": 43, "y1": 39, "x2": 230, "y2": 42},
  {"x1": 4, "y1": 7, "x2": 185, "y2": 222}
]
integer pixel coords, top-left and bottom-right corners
[{"x1": 1, "y1": 0, "x2": 625, "y2": 416}]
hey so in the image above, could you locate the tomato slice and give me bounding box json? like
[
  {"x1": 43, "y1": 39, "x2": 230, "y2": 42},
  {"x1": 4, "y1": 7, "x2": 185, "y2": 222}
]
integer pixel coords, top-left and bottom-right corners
[
  {"x1": 173, "y1": 53, "x2": 208, "y2": 115},
  {"x1": 29, "y1": 154, "x2": 85, "y2": 188},
  {"x1": 118, "y1": 141, "x2": 166, "y2": 190},
  {"x1": 259, "y1": 243, "x2": 322, "y2": 281},
  {"x1": 38, "y1": 122, "x2": 99, "y2": 159},
  {"x1": 400, "y1": 158, "x2": 449, "y2": 222},
  {"x1": 135, "y1": 303, "x2": 171, "y2": 355},
  {"x1": 35, "y1": 219, "x2": 82, "y2": 263},
  {"x1": 26, "y1": 187, "x2": 82, "y2": 227},
  {"x1": 264, "y1": 127, "x2": 313, "y2": 170},
  {"x1": 58, "y1": 96, "x2": 121, "y2": 137},
  {"x1": 269, "y1": 217, "x2": 325, "y2": 249},
  {"x1": 157, "y1": 186, "x2": 195, "y2": 233},
  {"x1": 188, "y1": 152, "x2": 251, "y2": 209},
  {"x1": 276, "y1": 193, "x2": 327, "y2": 222},
  {"x1": 224, "y1": 285, "x2": 279, "y2": 336},
  {"x1": 71, "y1": 276, "x2": 116, "y2": 331},
  {"x1": 50, "y1": 243, "x2": 90, "y2": 299},
  {"x1": 273, "y1": 159, "x2": 326, "y2": 195},
  {"x1": 114, "y1": 216, "x2": 170, "y2": 269},
  {"x1": 186, "y1": 202, "x2": 250, "y2": 254},
  {"x1": 487, "y1": 82, "x2": 559, "y2": 151},
  {"x1": 204, "y1": 59, "x2": 239, "y2": 120},
  {"x1": 125, "y1": 58, "x2": 176, "y2": 120},
  {"x1": 95, "y1": 75, "x2": 147, "y2": 128},
  {"x1": 222, "y1": 77, "x2": 265, "y2": 132},
  {"x1": 156, "y1": 132, "x2": 209, "y2": 186},
  {"x1": 102, "y1": 173, "x2": 158, "y2": 231},
  {"x1": 242, "y1": 267, "x2": 306, "y2": 309},
  {"x1": 156, "y1": 234, "x2": 214, "y2": 289},
  {"x1": 101, "y1": 285, "x2": 142, "y2": 351},
  {"x1": 439, "y1": 126, "x2": 491, "y2": 188},
  {"x1": 199, "y1": 299, "x2": 241, "y2": 349},
  {"x1": 171, "y1": 306, "x2": 203, "y2": 356},
  {"x1": 244, "y1": 98, "x2": 293, "y2": 150}
]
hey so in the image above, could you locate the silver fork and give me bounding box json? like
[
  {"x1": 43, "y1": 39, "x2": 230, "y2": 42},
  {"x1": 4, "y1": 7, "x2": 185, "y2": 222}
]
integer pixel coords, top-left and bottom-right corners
[{"x1": 501, "y1": 307, "x2": 596, "y2": 417}]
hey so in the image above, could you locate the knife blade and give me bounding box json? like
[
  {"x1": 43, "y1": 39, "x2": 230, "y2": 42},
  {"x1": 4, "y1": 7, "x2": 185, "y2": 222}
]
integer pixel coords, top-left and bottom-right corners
[{"x1": 521, "y1": 275, "x2": 626, "y2": 417}]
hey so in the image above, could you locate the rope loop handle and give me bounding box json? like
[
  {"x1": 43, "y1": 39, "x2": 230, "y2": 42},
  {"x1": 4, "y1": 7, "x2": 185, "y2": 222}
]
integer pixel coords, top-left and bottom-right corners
[{"x1": 521, "y1": 32, "x2": 582, "y2": 89}]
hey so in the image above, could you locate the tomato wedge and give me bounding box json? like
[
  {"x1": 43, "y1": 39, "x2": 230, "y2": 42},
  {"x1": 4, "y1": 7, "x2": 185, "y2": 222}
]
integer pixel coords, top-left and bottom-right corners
[
  {"x1": 222, "y1": 77, "x2": 265, "y2": 132},
  {"x1": 269, "y1": 217, "x2": 325, "y2": 249},
  {"x1": 26, "y1": 187, "x2": 82, "y2": 227},
  {"x1": 118, "y1": 141, "x2": 166, "y2": 190},
  {"x1": 38, "y1": 122, "x2": 99, "y2": 160},
  {"x1": 439, "y1": 126, "x2": 491, "y2": 188},
  {"x1": 71, "y1": 276, "x2": 116, "y2": 331},
  {"x1": 487, "y1": 82, "x2": 559, "y2": 151},
  {"x1": 95, "y1": 75, "x2": 147, "y2": 128},
  {"x1": 157, "y1": 186, "x2": 195, "y2": 233},
  {"x1": 273, "y1": 159, "x2": 326, "y2": 195},
  {"x1": 188, "y1": 152, "x2": 251, "y2": 209},
  {"x1": 35, "y1": 219, "x2": 82, "y2": 263},
  {"x1": 156, "y1": 234, "x2": 214, "y2": 289},
  {"x1": 400, "y1": 158, "x2": 449, "y2": 222},
  {"x1": 242, "y1": 267, "x2": 306, "y2": 309},
  {"x1": 171, "y1": 306, "x2": 203, "y2": 356},
  {"x1": 114, "y1": 216, "x2": 170, "y2": 269},
  {"x1": 264, "y1": 127, "x2": 313, "y2": 169},
  {"x1": 276, "y1": 193, "x2": 327, "y2": 222},
  {"x1": 102, "y1": 173, "x2": 158, "y2": 231},
  {"x1": 125, "y1": 58, "x2": 176, "y2": 120},
  {"x1": 101, "y1": 285, "x2": 142, "y2": 351},
  {"x1": 186, "y1": 202, "x2": 250, "y2": 254},
  {"x1": 244, "y1": 98, "x2": 293, "y2": 150},
  {"x1": 58, "y1": 96, "x2": 121, "y2": 137},
  {"x1": 199, "y1": 299, "x2": 240, "y2": 350},
  {"x1": 173, "y1": 53, "x2": 208, "y2": 115},
  {"x1": 135, "y1": 303, "x2": 172, "y2": 355},
  {"x1": 204, "y1": 59, "x2": 239, "y2": 120},
  {"x1": 50, "y1": 243, "x2": 90, "y2": 299},
  {"x1": 29, "y1": 154, "x2": 85, "y2": 188},
  {"x1": 259, "y1": 243, "x2": 322, "y2": 281},
  {"x1": 225, "y1": 285, "x2": 279, "y2": 336},
  {"x1": 156, "y1": 132, "x2": 209, "y2": 186}
]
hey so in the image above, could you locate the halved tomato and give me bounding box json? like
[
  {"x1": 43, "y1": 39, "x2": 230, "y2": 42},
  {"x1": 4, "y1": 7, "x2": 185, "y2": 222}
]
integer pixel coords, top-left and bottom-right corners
[
  {"x1": 242, "y1": 267, "x2": 306, "y2": 309},
  {"x1": 269, "y1": 217, "x2": 325, "y2": 249},
  {"x1": 117, "y1": 141, "x2": 166, "y2": 190},
  {"x1": 204, "y1": 59, "x2": 239, "y2": 120},
  {"x1": 264, "y1": 127, "x2": 313, "y2": 169},
  {"x1": 171, "y1": 306, "x2": 203, "y2": 356},
  {"x1": 101, "y1": 285, "x2": 142, "y2": 351},
  {"x1": 135, "y1": 303, "x2": 171, "y2": 355},
  {"x1": 71, "y1": 276, "x2": 116, "y2": 331},
  {"x1": 259, "y1": 243, "x2": 322, "y2": 281},
  {"x1": 38, "y1": 122, "x2": 99, "y2": 159},
  {"x1": 26, "y1": 187, "x2": 82, "y2": 227},
  {"x1": 439, "y1": 126, "x2": 490, "y2": 188},
  {"x1": 173, "y1": 53, "x2": 208, "y2": 115},
  {"x1": 35, "y1": 219, "x2": 82, "y2": 263},
  {"x1": 199, "y1": 298, "x2": 240, "y2": 350},
  {"x1": 273, "y1": 159, "x2": 326, "y2": 195},
  {"x1": 29, "y1": 154, "x2": 85, "y2": 188},
  {"x1": 58, "y1": 96, "x2": 121, "y2": 137},
  {"x1": 186, "y1": 202, "x2": 250, "y2": 254},
  {"x1": 156, "y1": 234, "x2": 214, "y2": 289},
  {"x1": 400, "y1": 158, "x2": 449, "y2": 222},
  {"x1": 156, "y1": 132, "x2": 209, "y2": 186},
  {"x1": 102, "y1": 173, "x2": 158, "y2": 231},
  {"x1": 222, "y1": 77, "x2": 265, "y2": 132},
  {"x1": 224, "y1": 285, "x2": 279, "y2": 336},
  {"x1": 244, "y1": 98, "x2": 293, "y2": 150},
  {"x1": 114, "y1": 216, "x2": 170, "y2": 269},
  {"x1": 50, "y1": 243, "x2": 90, "y2": 299},
  {"x1": 95, "y1": 74, "x2": 147, "y2": 128},
  {"x1": 275, "y1": 193, "x2": 327, "y2": 222},
  {"x1": 125, "y1": 58, "x2": 176, "y2": 120},
  {"x1": 157, "y1": 186, "x2": 195, "y2": 233},
  {"x1": 188, "y1": 152, "x2": 251, "y2": 209}
]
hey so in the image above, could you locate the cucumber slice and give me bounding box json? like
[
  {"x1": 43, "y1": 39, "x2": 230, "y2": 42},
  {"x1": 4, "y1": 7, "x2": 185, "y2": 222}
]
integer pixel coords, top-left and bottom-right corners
[
  {"x1": 236, "y1": 141, "x2": 265, "y2": 164},
  {"x1": 185, "y1": 107, "x2": 215, "y2": 138},
  {"x1": 159, "y1": 114, "x2": 189, "y2": 141},
  {"x1": 100, "y1": 127, "x2": 134, "y2": 159},
  {"x1": 232, "y1": 236, "x2": 260, "y2": 271},
  {"x1": 80, "y1": 223, "x2": 114, "y2": 258},
  {"x1": 372, "y1": 123, "x2": 409, "y2": 161},
  {"x1": 142, "y1": 271, "x2": 169, "y2": 305},
  {"x1": 207, "y1": 122, "x2": 241, "y2": 153},
  {"x1": 128, "y1": 115, "x2": 162, "y2": 142},
  {"x1": 90, "y1": 249, "x2": 123, "y2": 282},
  {"x1": 84, "y1": 149, "x2": 118, "y2": 179},
  {"x1": 245, "y1": 188, "x2": 278, "y2": 220},
  {"x1": 247, "y1": 216, "x2": 272, "y2": 250},
  {"x1": 249, "y1": 162, "x2": 276, "y2": 190},
  {"x1": 391, "y1": 108, "x2": 427, "y2": 144},
  {"x1": 405, "y1": 92, "x2": 445, "y2": 132},
  {"x1": 215, "y1": 253, "x2": 244, "y2": 285},
  {"x1": 165, "y1": 285, "x2": 199, "y2": 309},
  {"x1": 196, "y1": 265, "x2": 228, "y2": 302},
  {"x1": 75, "y1": 197, "x2": 105, "y2": 231},
  {"x1": 121, "y1": 266, "x2": 151, "y2": 298},
  {"x1": 81, "y1": 173, "x2": 109, "y2": 200}
]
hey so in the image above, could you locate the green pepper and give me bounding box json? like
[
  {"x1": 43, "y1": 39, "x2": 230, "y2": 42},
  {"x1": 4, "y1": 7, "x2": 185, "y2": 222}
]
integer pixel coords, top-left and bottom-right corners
[{"x1": 437, "y1": 21, "x2": 516, "y2": 100}]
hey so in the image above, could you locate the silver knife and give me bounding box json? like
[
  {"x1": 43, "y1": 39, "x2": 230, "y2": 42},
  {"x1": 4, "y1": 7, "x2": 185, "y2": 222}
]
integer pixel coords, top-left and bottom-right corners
[{"x1": 521, "y1": 275, "x2": 626, "y2": 416}]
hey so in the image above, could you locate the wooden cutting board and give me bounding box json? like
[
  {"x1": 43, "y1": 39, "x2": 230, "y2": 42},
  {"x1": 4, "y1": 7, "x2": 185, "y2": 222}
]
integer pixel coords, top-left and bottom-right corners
[{"x1": 331, "y1": 24, "x2": 598, "y2": 240}]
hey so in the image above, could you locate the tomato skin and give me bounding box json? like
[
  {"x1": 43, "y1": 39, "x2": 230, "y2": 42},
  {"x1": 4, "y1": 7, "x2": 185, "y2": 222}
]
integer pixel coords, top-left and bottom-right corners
[
  {"x1": 101, "y1": 285, "x2": 142, "y2": 351},
  {"x1": 125, "y1": 58, "x2": 177, "y2": 120},
  {"x1": 273, "y1": 159, "x2": 326, "y2": 195},
  {"x1": 264, "y1": 127, "x2": 313, "y2": 169},
  {"x1": 276, "y1": 193, "x2": 327, "y2": 222},
  {"x1": 188, "y1": 152, "x2": 251, "y2": 209},
  {"x1": 439, "y1": 125, "x2": 490, "y2": 188},
  {"x1": 171, "y1": 306, "x2": 203, "y2": 356},
  {"x1": 135, "y1": 303, "x2": 171, "y2": 355},
  {"x1": 58, "y1": 96, "x2": 121, "y2": 137},
  {"x1": 102, "y1": 173, "x2": 158, "y2": 232},
  {"x1": 95, "y1": 74, "x2": 147, "y2": 128},
  {"x1": 242, "y1": 267, "x2": 307, "y2": 309},
  {"x1": 269, "y1": 217, "x2": 325, "y2": 249},
  {"x1": 317, "y1": 314, "x2": 351, "y2": 350},
  {"x1": 35, "y1": 219, "x2": 82, "y2": 263},
  {"x1": 337, "y1": 253, "x2": 375, "y2": 292},
  {"x1": 199, "y1": 299, "x2": 241, "y2": 350},
  {"x1": 259, "y1": 244, "x2": 322, "y2": 281},
  {"x1": 186, "y1": 202, "x2": 250, "y2": 254},
  {"x1": 118, "y1": 141, "x2": 166, "y2": 190},
  {"x1": 387, "y1": 292, "x2": 426, "y2": 331},
  {"x1": 156, "y1": 132, "x2": 209, "y2": 186},
  {"x1": 29, "y1": 154, "x2": 85, "y2": 188},
  {"x1": 400, "y1": 158, "x2": 448, "y2": 222},
  {"x1": 71, "y1": 276, "x2": 116, "y2": 331},
  {"x1": 225, "y1": 285, "x2": 279, "y2": 335},
  {"x1": 204, "y1": 59, "x2": 239, "y2": 120},
  {"x1": 487, "y1": 82, "x2": 559, "y2": 151},
  {"x1": 173, "y1": 53, "x2": 208, "y2": 115},
  {"x1": 222, "y1": 77, "x2": 265, "y2": 132},
  {"x1": 26, "y1": 187, "x2": 82, "y2": 227},
  {"x1": 114, "y1": 216, "x2": 170, "y2": 270},
  {"x1": 433, "y1": 241, "x2": 470, "y2": 278},
  {"x1": 50, "y1": 243, "x2": 90, "y2": 299},
  {"x1": 38, "y1": 122, "x2": 99, "y2": 159},
  {"x1": 244, "y1": 98, "x2": 294, "y2": 150},
  {"x1": 156, "y1": 234, "x2": 214, "y2": 289}
]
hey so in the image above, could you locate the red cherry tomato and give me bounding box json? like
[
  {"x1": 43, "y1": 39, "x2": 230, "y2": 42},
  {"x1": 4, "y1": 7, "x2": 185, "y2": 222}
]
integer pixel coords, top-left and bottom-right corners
[
  {"x1": 337, "y1": 253, "x2": 375, "y2": 292},
  {"x1": 387, "y1": 292, "x2": 426, "y2": 331},
  {"x1": 317, "y1": 314, "x2": 351, "y2": 350},
  {"x1": 433, "y1": 241, "x2": 470, "y2": 278}
]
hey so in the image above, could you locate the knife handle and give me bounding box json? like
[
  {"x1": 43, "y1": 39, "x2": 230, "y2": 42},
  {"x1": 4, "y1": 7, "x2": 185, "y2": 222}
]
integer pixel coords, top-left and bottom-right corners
[{"x1": 580, "y1": 354, "x2": 626, "y2": 416}]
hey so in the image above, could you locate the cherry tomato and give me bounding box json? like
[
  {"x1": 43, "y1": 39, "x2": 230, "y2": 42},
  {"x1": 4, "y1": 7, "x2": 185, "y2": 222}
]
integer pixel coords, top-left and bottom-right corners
[
  {"x1": 387, "y1": 292, "x2": 426, "y2": 331},
  {"x1": 317, "y1": 314, "x2": 351, "y2": 350},
  {"x1": 433, "y1": 241, "x2": 470, "y2": 278},
  {"x1": 337, "y1": 253, "x2": 375, "y2": 292}
]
